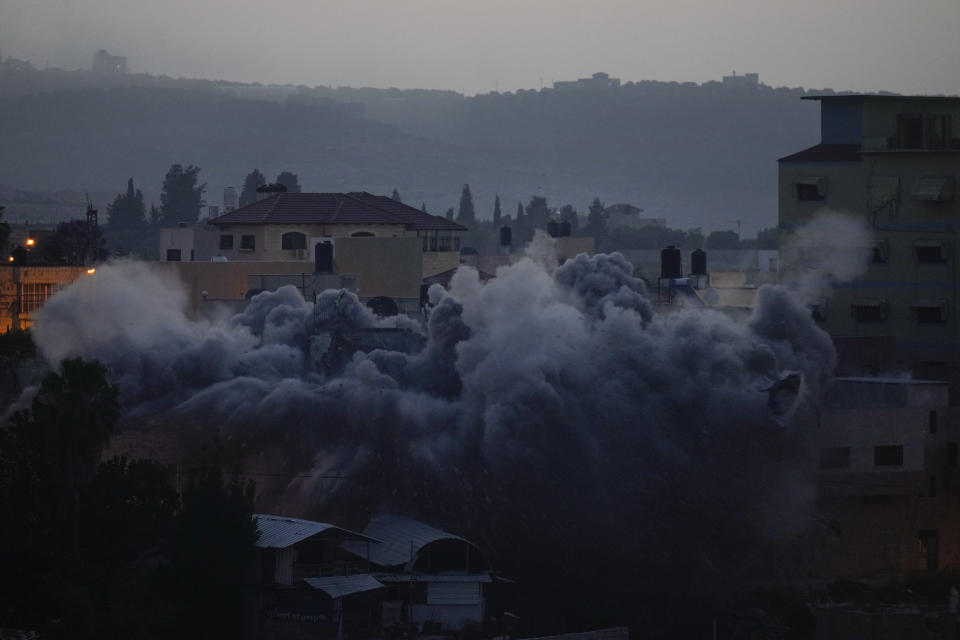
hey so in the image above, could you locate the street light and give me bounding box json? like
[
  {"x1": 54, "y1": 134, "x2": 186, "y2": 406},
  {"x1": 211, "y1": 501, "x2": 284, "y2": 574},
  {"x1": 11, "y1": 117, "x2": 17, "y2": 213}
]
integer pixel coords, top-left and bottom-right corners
[
  {"x1": 25, "y1": 238, "x2": 35, "y2": 247},
  {"x1": 86, "y1": 268, "x2": 96, "y2": 274}
]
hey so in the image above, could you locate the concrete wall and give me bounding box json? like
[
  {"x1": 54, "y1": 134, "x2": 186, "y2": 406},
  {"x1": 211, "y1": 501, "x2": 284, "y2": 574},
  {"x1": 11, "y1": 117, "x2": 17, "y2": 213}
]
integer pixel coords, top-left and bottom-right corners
[{"x1": 334, "y1": 236, "x2": 422, "y2": 305}]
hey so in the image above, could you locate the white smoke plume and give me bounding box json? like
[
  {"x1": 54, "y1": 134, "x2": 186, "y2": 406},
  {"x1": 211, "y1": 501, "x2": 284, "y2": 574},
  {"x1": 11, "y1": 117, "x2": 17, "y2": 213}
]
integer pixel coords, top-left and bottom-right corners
[
  {"x1": 24, "y1": 229, "x2": 852, "y2": 619},
  {"x1": 779, "y1": 209, "x2": 874, "y2": 304}
]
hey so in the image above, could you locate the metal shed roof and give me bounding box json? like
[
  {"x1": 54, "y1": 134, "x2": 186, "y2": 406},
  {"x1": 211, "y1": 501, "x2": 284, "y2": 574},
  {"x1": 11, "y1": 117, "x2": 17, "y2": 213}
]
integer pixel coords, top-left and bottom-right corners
[
  {"x1": 303, "y1": 574, "x2": 386, "y2": 599},
  {"x1": 342, "y1": 515, "x2": 482, "y2": 568},
  {"x1": 254, "y1": 514, "x2": 378, "y2": 549}
]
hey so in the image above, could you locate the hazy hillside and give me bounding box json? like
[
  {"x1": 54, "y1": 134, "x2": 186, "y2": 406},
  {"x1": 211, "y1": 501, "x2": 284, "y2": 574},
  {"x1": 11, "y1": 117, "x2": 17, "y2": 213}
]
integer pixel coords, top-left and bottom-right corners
[{"x1": 0, "y1": 62, "x2": 824, "y2": 233}]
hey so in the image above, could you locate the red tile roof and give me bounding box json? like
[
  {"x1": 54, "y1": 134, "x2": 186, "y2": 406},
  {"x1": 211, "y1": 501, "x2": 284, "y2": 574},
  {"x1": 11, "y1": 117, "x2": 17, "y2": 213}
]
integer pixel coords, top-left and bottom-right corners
[
  {"x1": 778, "y1": 144, "x2": 861, "y2": 163},
  {"x1": 208, "y1": 192, "x2": 467, "y2": 231}
]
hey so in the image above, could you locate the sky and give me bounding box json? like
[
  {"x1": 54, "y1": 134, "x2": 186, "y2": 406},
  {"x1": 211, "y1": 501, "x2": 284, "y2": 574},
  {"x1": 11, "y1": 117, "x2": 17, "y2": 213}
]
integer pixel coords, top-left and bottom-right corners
[{"x1": 2, "y1": 0, "x2": 958, "y2": 95}]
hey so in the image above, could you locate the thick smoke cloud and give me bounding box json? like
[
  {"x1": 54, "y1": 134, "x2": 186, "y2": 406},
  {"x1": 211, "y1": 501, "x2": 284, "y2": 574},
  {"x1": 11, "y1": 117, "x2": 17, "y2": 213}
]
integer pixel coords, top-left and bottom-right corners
[{"x1": 27, "y1": 219, "x2": 857, "y2": 619}]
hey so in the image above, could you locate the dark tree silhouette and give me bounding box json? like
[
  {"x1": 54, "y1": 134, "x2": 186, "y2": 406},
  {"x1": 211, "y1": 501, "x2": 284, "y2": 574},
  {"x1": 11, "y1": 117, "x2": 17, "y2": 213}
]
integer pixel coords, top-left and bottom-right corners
[
  {"x1": 239, "y1": 169, "x2": 266, "y2": 207},
  {"x1": 705, "y1": 229, "x2": 741, "y2": 249},
  {"x1": 421, "y1": 202, "x2": 427, "y2": 213},
  {"x1": 35, "y1": 219, "x2": 106, "y2": 264},
  {"x1": 106, "y1": 178, "x2": 146, "y2": 229},
  {"x1": 171, "y1": 465, "x2": 258, "y2": 639},
  {"x1": 391, "y1": 187, "x2": 402, "y2": 202},
  {"x1": 160, "y1": 164, "x2": 206, "y2": 226},
  {"x1": 0, "y1": 205, "x2": 10, "y2": 252},
  {"x1": 559, "y1": 204, "x2": 578, "y2": 232},
  {"x1": 445, "y1": 207, "x2": 454, "y2": 221},
  {"x1": 456, "y1": 183, "x2": 476, "y2": 226},
  {"x1": 493, "y1": 195, "x2": 502, "y2": 225},
  {"x1": 583, "y1": 197, "x2": 608, "y2": 241},
  {"x1": 276, "y1": 171, "x2": 302, "y2": 193}
]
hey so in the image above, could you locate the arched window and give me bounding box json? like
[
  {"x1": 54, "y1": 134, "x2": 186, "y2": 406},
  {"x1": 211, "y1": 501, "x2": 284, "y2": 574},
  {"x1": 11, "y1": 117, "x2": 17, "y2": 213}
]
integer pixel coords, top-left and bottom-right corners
[
  {"x1": 351, "y1": 231, "x2": 375, "y2": 237},
  {"x1": 281, "y1": 232, "x2": 307, "y2": 250}
]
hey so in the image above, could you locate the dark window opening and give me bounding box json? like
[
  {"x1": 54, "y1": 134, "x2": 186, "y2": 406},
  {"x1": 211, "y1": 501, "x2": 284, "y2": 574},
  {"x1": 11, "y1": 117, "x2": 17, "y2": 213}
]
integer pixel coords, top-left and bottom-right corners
[
  {"x1": 219, "y1": 234, "x2": 233, "y2": 250},
  {"x1": 948, "y1": 442, "x2": 958, "y2": 468},
  {"x1": 350, "y1": 231, "x2": 375, "y2": 237},
  {"x1": 927, "y1": 115, "x2": 950, "y2": 150},
  {"x1": 240, "y1": 234, "x2": 255, "y2": 250},
  {"x1": 929, "y1": 410, "x2": 938, "y2": 434},
  {"x1": 897, "y1": 114, "x2": 925, "y2": 149},
  {"x1": 872, "y1": 240, "x2": 889, "y2": 264},
  {"x1": 874, "y1": 445, "x2": 904, "y2": 467},
  {"x1": 166, "y1": 249, "x2": 181, "y2": 261},
  {"x1": 281, "y1": 232, "x2": 306, "y2": 250},
  {"x1": 914, "y1": 304, "x2": 947, "y2": 324},
  {"x1": 852, "y1": 301, "x2": 889, "y2": 323},
  {"x1": 915, "y1": 245, "x2": 947, "y2": 264},
  {"x1": 929, "y1": 475, "x2": 937, "y2": 497},
  {"x1": 820, "y1": 447, "x2": 851, "y2": 470},
  {"x1": 796, "y1": 183, "x2": 824, "y2": 201}
]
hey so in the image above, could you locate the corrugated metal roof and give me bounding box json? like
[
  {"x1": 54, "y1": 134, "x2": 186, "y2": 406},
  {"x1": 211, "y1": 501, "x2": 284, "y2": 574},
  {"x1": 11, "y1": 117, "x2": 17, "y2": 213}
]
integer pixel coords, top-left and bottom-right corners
[
  {"x1": 376, "y1": 573, "x2": 493, "y2": 583},
  {"x1": 254, "y1": 514, "x2": 377, "y2": 549},
  {"x1": 342, "y1": 515, "x2": 480, "y2": 568},
  {"x1": 303, "y1": 574, "x2": 386, "y2": 599}
]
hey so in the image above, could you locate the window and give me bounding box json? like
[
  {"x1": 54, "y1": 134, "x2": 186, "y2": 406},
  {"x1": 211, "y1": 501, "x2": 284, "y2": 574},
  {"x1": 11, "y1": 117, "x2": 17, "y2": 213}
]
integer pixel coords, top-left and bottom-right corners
[
  {"x1": 438, "y1": 235, "x2": 452, "y2": 252},
  {"x1": 166, "y1": 249, "x2": 182, "y2": 261},
  {"x1": 912, "y1": 300, "x2": 948, "y2": 324},
  {"x1": 914, "y1": 242, "x2": 948, "y2": 264},
  {"x1": 219, "y1": 234, "x2": 234, "y2": 250},
  {"x1": 948, "y1": 442, "x2": 958, "y2": 468},
  {"x1": 795, "y1": 177, "x2": 826, "y2": 201},
  {"x1": 350, "y1": 231, "x2": 375, "y2": 238},
  {"x1": 453, "y1": 235, "x2": 461, "y2": 251},
  {"x1": 820, "y1": 447, "x2": 851, "y2": 470},
  {"x1": 421, "y1": 234, "x2": 429, "y2": 251},
  {"x1": 874, "y1": 445, "x2": 904, "y2": 467},
  {"x1": 281, "y1": 232, "x2": 306, "y2": 250},
  {"x1": 20, "y1": 283, "x2": 56, "y2": 313},
  {"x1": 852, "y1": 299, "x2": 889, "y2": 323},
  {"x1": 927, "y1": 115, "x2": 951, "y2": 150},
  {"x1": 896, "y1": 114, "x2": 924, "y2": 148},
  {"x1": 872, "y1": 239, "x2": 889, "y2": 264},
  {"x1": 912, "y1": 177, "x2": 955, "y2": 202},
  {"x1": 929, "y1": 410, "x2": 938, "y2": 434},
  {"x1": 429, "y1": 234, "x2": 438, "y2": 252},
  {"x1": 240, "y1": 235, "x2": 255, "y2": 250}
]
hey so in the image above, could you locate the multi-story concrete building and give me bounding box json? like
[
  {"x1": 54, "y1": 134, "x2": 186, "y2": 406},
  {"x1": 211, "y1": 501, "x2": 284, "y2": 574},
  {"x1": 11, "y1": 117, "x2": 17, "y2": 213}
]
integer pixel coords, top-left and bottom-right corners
[{"x1": 779, "y1": 94, "x2": 960, "y2": 384}]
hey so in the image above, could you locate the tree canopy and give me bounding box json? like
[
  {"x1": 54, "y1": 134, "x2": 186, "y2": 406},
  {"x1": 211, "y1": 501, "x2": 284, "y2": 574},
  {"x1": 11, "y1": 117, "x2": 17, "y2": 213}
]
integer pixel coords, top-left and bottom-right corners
[
  {"x1": 106, "y1": 177, "x2": 146, "y2": 229},
  {"x1": 239, "y1": 168, "x2": 266, "y2": 207},
  {"x1": 456, "y1": 183, "x2": 476, "y2": 226},
  {"x1": 160, "y1": 164, "x2": 206, "y2": 226},
  {"x1": 276, "y1": 171, "x2": 302, "y2": 194}
]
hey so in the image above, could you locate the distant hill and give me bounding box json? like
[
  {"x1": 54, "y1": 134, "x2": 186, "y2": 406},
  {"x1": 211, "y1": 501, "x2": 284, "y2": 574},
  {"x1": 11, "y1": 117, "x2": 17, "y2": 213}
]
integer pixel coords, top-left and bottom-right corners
[{"x1": 0, "y1": 60, "x2": 826, "y2": 232}]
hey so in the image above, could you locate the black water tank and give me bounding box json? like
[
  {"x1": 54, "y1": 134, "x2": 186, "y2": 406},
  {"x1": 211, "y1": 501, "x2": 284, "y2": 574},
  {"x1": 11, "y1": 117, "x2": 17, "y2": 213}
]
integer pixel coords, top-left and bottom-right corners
[
  {"x1": 691, "y1": 248, "x2": 707, "y2": 276},
  {"x1": 661, "y1": 245, "x2": 682, "y2": 279},
  {"x1": 559, "y1": 221, "x2": 572, "y2": 237},
  {"x1": 314, "y1": 242, "x2": 333, "y2": 273},
  {"x1": 547, "y1": 221, "x2": 560, "y2": 238},
  {"x1": 500, "y1": 225, "x2": 512, "y2": 247}
]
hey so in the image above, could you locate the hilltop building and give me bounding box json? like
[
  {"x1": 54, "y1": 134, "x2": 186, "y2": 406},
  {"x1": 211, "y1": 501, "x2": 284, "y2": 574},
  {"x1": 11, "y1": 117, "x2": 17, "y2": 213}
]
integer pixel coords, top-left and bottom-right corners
[
  {"x1": 722, "y1": 71, "x2": 759, "y2": 87},
  {"x1": 552, "y1": 72, "x2": 620, "y2": 91},
  {"x1": 778, "y1": 94, "x2": 960, "y2": 388},
  {"x1": 91, "y1": 49, "x2": 127, "y2": 74}
]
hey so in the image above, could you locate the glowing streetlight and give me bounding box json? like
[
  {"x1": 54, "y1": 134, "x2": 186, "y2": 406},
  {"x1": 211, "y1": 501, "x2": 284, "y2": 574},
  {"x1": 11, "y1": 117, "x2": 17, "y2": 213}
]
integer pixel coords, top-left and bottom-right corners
[
  {"x1": 86, "y1": 268, "x2": 97, "y2": 274},
  {"x1": 7, "y1": 256, "x2": 13, "y2": 263},
  {"x1": 25, "y1": 238, "x2": 35, "y2": 247}
]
